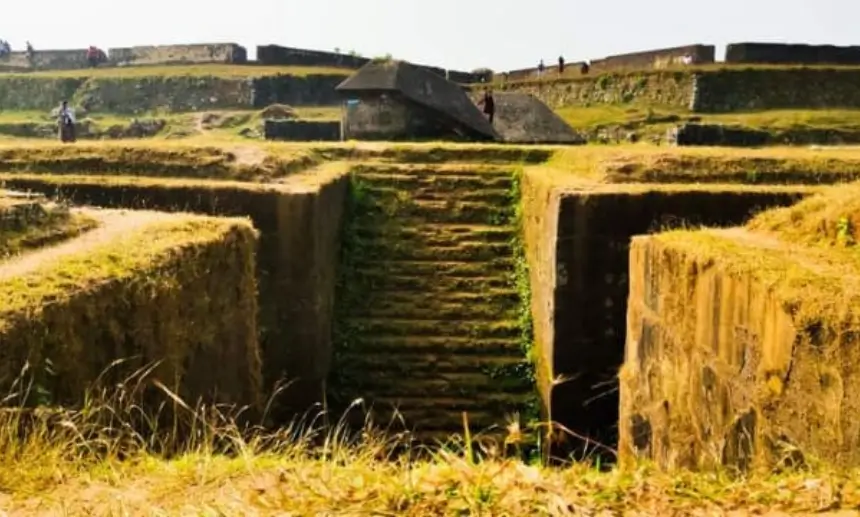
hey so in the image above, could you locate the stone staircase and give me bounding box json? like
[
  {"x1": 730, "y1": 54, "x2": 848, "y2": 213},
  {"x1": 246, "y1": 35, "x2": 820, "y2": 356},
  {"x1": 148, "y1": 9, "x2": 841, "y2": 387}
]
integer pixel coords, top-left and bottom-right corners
[{"x1": 330, "y1": 162, "x2": 537, "y2": 442}]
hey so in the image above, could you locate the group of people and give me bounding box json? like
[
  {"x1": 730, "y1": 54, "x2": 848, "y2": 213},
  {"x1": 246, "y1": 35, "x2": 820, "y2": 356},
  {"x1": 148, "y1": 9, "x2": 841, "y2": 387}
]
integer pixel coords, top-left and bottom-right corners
[
  {"x1": 537, "y1": 56, "x2": 590, "y2": 77},
  {"x1": 0, "y1": 41, "x2": 35, "y2": 60},
  {"x1": 0, "y1": 41, "x2": 105, "y2": 66}
]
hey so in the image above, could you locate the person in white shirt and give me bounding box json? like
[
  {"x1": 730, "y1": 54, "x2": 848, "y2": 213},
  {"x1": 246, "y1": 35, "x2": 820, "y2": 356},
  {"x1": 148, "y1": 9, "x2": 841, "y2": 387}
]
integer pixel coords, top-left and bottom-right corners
[
  {"x1": 58, "y1": 101, "x2": 76, "y2": 143},
  {"x1": 681, "y1": 54, "x2": 693, "y2": 66}
]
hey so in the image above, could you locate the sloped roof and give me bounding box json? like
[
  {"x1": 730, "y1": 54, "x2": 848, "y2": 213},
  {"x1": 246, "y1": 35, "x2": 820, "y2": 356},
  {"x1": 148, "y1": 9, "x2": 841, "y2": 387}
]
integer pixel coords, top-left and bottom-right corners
[
  {"x1": 486, "y1": 92, "x2": 585, "y2": 145},
  {"x1": 337, "y1": 60, "x2": 497, "y2": 140}
]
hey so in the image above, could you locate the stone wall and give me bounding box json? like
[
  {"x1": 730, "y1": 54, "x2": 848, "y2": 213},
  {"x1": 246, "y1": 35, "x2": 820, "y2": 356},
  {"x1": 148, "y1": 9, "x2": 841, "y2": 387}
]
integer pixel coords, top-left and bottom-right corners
[
  {"x1": 254, "y1": 46, "x2": 483, "y2": 83},
  {"x1": 497, "y1": 62, "x2": 588, "y2": 82},
  {"x1": 493, "y1": 71, "x2": 696, "y2": 110},
  {"x1": 497, "y1": 44, "x2": 713, "y2": 81},
  {"x1": 342, "y1": 94, "x2": 474, "y2": 141},
  {"x1": 0, "y1": 77, "x2": 85, "y2": 110},
  {"x1": 0, "y1": 74, "x2": 351, "y2": 113},
  {"x1": 251, "y1": 74, "x2": 345, "y2": 107},
  {"x1": 0, "y1": 169, "x2": 351, "y2": 420},
  {"x1": 521, "y1": 170, "x2": 562, "y2": 422},
  {"x1": 0, "y1": 44, "x2": 246, "y2": 71},
  {"x1": 620, "y1": 229, "x2": 860, "y2": 470},
  {"x1": 726, "y1": 42, "x2": 860, "y2": 65},
  {"x1": 542, "y1": 186, "x2": 808, "y2": 451},
  {"x1": 108, "y1": 43, "x2": 247, "y2": 66},
  {"x1": 670, "y1": 123, "x2": 860, "y2": 147},
  {"x1": 0, "y1": 49, "x2": 91, "y2": 71},
  {"x1": 591, "y1": 44, "x2": 715, "y2": 72},
  {"x1": 263, "y1": 120, "x2": 341, "y2": 141},
  {"x1": 74, "y1": 77, "x2": 254, "y2": 114},
  {"x1": 257, "y1": 45, "x2": 369, "y2": 68},
  {"x1": 693, "y1": 68, "x2": 860, "y2": 112},
  {"x1": 492, "y1": 67, "x2": 860, "y2": 113}
]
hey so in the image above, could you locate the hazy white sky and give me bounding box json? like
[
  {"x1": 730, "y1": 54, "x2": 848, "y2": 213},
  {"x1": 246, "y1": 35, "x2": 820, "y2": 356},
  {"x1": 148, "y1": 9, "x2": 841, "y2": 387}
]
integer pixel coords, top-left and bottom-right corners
[{"x1": 0, "y1": 0, "x2": 852, "y2": 71}]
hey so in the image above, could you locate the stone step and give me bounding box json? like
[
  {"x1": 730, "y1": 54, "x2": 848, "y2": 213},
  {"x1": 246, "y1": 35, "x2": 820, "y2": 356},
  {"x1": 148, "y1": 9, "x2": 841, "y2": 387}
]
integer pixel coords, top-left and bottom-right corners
[
  {"x1": 354, "y1": 172, "x2": 514, "y2": 192},
  {"x1": 346, "y1": 290, "x2": 520, "y2": 320},
  {"x1": 355, "y1": 408, "x2": 516, "y2": 434},
  {"x1": 353, "y1": 240, "x2": 512, "y2": 262},
  {"x1": 368, "y1": 393, "x2": 536, "y2": 413},
  {"x1": 340, "y1": 336, "x2": 523, "y2": 355},
  {"x1": 349, "y1": 299, "x2": 517, "y2": 320},
  {"x1": 351, "y1": 258, "x2": 515, "y2": 278},
  {"x1": 364, "y1": 185, "x2": 513, "y2": 205},
  {"x1": 352, "y1": 223, "x2": 516, "y2": 246},
  {"x1": 347, "y1": 407, "x2": 508, "y2": 434},
  {"x1": 358, "y1": 199, "x2": 514, "y2": 226},
  {"x1": 339, "y1": 371, "x2": 535, "y2": 397},
  {"x1": 352, "y1": 163, "x2": 514, "y2": 179},
  {"x1": 339, "y1": 318, "x2": 521, "y2": 339},
  {"x1": 349, "y1": 271, "x2": 513, "y2": 293},
  {"x1": 355, "y1": 289, "x2": 521, "y2": 306},
  {"x1": 337, "y1": 352, "x2": 530, "y2": 377}
]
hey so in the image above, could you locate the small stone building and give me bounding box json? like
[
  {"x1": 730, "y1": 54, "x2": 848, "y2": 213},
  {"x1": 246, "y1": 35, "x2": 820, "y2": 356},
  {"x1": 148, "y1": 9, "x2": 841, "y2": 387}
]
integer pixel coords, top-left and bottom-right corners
[{"x1": 335, "y1": 60, "x2": 498, "y2": 142}]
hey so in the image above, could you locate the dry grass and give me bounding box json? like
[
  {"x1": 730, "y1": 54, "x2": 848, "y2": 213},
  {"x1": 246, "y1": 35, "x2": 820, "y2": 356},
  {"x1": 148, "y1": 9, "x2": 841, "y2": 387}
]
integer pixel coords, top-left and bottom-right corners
[
  {"x1": 5, "y1": 138, "x2": 860, "y2": 186},
  {"x1": 539, "y1": 145, "x2": 860, "y2": 185},
  {"x1": 0, "y1": 139, "x2": 327, "y2": 181},
  {"x1": 0, "y1": 213, "x2": 251, "y2": 314},
  {"x1": 0, "y1": 209, "x2": 97, "y2": 258},
  {"x1": 1, "y1": 64, "x2": 351, "y2": 79},
  {"x1": 1, "y1": 375, "x2": 859, "y2": 515},
  {"x1": 749, "y1": 182, "x2": 860, "y2": 247}
]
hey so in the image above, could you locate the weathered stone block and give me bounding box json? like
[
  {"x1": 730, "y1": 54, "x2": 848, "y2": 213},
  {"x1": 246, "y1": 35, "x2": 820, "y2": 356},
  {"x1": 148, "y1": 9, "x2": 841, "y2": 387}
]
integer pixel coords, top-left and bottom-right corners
[{"x1": 621, "y1": 226, "x2": 860, "y2": 470}]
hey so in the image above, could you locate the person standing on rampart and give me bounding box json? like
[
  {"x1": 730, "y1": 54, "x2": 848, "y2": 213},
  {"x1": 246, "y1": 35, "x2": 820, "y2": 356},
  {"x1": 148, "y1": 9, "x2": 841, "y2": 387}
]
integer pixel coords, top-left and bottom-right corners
[
  {"x1": 580, "y1": 61, "x2": 590, "y2": 75},
  {"x1": 477, "y1": 90, "x2": 496, "y2": 124},
  {"x1": 86, "y1": 46, "x2": 107, "y2": 67},
  {"x1": 558, "y1": 55, "x2": 565, "y2": 76},
  {"x1": 57, "y1": 101, "x2": 77, "y2": 143},
  {"x1": 537, "y1": 59, "x2": 545, "y2": 78}
]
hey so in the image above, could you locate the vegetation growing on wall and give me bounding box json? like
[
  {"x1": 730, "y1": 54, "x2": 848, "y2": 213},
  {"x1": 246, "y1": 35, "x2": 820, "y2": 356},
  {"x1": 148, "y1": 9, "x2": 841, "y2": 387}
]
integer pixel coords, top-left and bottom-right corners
[
  {"x1": 328, "y1": 161, "x2": 542, "y2": 448},
  {"x1": 0, "y1": 213, "x2": 262, "y2": 412},
  {"x1": 0, "y1": 201, "x2": 97, "y2": 257}
]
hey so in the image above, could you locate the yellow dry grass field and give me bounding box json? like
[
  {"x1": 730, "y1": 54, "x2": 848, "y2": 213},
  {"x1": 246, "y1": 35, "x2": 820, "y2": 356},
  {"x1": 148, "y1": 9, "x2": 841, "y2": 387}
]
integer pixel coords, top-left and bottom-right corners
[
  {"x1": 522, "y1": 144, "x2": 860, "y2": 190},
  {"x1": 0, "y1": 394, "x2": 859, "y2": 515},
  {"x1": 6, "y1": 138, "x2": 860, "y2": 179},
  {"x1": 748, "y1": 183, "x2": 860, "y2": 247}
]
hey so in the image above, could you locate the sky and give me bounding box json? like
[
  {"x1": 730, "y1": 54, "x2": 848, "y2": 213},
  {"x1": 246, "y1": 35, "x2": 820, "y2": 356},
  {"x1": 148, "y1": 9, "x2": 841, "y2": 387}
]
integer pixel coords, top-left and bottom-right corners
[{"x1": 1, "y1": 0, "x2": 854, "y2": 72}]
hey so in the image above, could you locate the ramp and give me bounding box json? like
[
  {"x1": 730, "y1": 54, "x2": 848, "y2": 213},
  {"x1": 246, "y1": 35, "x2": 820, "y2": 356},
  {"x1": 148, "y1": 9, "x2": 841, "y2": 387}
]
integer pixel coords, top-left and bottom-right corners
[{"x1": 488, "y1": 92, "x2": 585, "y2": 144}]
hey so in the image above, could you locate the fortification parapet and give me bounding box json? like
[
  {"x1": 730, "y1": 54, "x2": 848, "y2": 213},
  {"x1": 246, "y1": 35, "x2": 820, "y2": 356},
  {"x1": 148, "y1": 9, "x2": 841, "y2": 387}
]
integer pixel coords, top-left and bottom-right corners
[
  {"x1": 590, "y1": 44, "x2": 715, "y2": 72},
  {"x1": 726, "y1": 42, "x2": 860, "y2": 65},
  {"x1": 108, "y1": 43, "x2": 247, "y2": 67},
  {"x1": 0, "y1": 49, "x2": 91, "y2": 71},
  {"x1": 257, "y1": 45, "x2": 370, "y2": 68}
]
